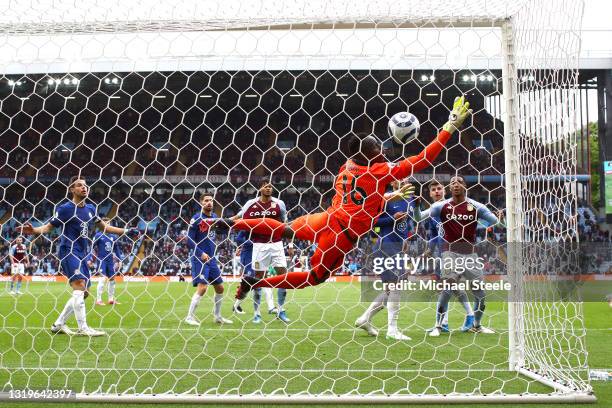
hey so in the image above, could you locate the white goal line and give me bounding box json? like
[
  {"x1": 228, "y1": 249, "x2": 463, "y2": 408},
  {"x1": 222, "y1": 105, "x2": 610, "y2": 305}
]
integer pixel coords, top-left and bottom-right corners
[{"x1": 1, "y1": 366, "x2": 517, "y2": 374}]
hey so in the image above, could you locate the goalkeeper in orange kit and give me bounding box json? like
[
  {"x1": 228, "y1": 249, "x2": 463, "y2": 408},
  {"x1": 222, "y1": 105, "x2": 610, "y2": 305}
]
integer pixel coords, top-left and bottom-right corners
[{"x1": 206, "y1": 97, "x2": 472, "y2": 301}]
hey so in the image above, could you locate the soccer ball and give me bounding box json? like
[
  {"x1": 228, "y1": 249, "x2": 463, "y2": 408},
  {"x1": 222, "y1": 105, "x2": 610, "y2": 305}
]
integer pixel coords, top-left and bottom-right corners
[{"x1": 388, "y1": 112, "x2": 420, "y2": 144}]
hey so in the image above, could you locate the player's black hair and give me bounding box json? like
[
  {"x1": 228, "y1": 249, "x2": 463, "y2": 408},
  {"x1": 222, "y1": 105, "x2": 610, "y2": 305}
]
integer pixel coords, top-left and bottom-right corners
[
  {"x1": 451, "y1": 175, "x2": 467, "y2": 186},
  {"x1": 259, "y1": 176, "x2": 273, "y2": 187},
  {"x1": 348, "y1": 134, "x2": 383, "y2": 166}
]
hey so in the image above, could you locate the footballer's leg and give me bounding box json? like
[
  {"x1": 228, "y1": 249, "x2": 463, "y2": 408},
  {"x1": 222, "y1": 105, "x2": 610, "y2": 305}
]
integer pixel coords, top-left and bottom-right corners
[
  {"x1": 464, "y1": 257, "x2": 494, "y2": 334},
  {"x1": 382, "y1": 264, "x2": 410, "y2": 341},
  {"x1": 455, "y1": 290, "x2": 475, "y2": 332},
  {"x1": 233, "y1": 212, "x2": 326, "y2": 301},
  {"x1": 271, "y1": 246, "x2": 290, "y2": 323},
  {"x1": 429, "y1": 290, "x2": 452, "y2": 337},
  {"x1": 208, "y1": 263, "x2": 232, "y2": 325},
  {"x1": 107, "y1": 261, "x2": 120, "y2": 305},
  {"x1": 253, "y1": 215, "x2": 355, "y2": 290},
  {"x1": 107, "y1": 275, "x2": 118, "y2": 304},
  {"x1": 52, "y1": 253, "x2": 104, "y2": 336},
  {"x1": 9, "y1": 271, "x2": 15, "y2": 294},
  {"x1": 72, "y1": 258, "x2": 104, "y2": 336},
  {"x1": 469, "y1": 287, "x2": 494, "y2": 333},
  {"x1": 186, "y1": 258, "x2": 206, "y2": 326},
  {"x1": 96, "y1": 269, "x2": 106, "y2": 305},
  {"x1": 252, "y1": 288, "x2": 262, "y2": 323},
  {"x1": 356, "y1": 291, "x2": 385, "y2": 337},
  {"x1": 15, "y1": 269, "x2": 23, "y2": 294},
  {"x1": 429, "y1": 252, "x2": 457, "y2": 337}
]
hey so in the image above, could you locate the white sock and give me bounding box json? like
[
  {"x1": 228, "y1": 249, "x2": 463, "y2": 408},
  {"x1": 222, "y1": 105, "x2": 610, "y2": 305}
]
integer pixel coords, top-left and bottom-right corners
[
  {"x1": 457, "y1": 291, "x2": 474, "y2": 316},
  {"x1": 214, "y1": 294, "x2": 223, "y2": 318},
  {"x1": 72, "y1": 290, "x2": 88, "y2": 330},
  {"x1": 54, "y1": 296, "x2": 74, "y2": 327},
  {"x1": 188, "y1": 293, "x2": 202, "y2": 319},
  {"x1": 108, "y1": 280, "x2": 116, "y2": 301},
  {"x1": 96, "y1": 280, "x2": 105, "y2": 302},
  {"x1": 360, "y1": 292, "x2": 387, "y2": 323},
  {"x1": 387, "y1": 291, "x2": 401, "y2": 333},
  {"x1": 263, "y1": 287, "x2": 274, "y2": 311}
]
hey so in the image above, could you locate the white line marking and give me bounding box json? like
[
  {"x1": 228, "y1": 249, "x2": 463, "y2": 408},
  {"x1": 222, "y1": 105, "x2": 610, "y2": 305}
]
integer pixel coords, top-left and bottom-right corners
[{"x1": 0, "y1": 366, "x2": 512, "y2": 373}]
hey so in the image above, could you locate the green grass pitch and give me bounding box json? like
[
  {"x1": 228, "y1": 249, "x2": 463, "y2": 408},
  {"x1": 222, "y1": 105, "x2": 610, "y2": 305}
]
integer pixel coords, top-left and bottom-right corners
[{"x1": 0, "y1": 280, "x2": 610, "y2": 407}]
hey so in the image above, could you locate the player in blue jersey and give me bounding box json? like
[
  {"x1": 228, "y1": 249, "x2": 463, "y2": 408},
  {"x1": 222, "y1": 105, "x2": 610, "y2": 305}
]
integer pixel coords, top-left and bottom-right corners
[
  {"x1": 184, "y1": 194, "x2": 233, "y2": 326},
  {"x1": 355, "y1": 179, "x2": 416, "y2": 341},
  {"x1": 93, "y1": 218, "x2": 123, "y2": 306},
  {"x1": 19, "y1": 176, "x2": 139, "y2": 337},
  {"x1": 420, "y1": 180, "x2": 474, "y2": 336},
  {"x1": 234, "y1": 230, "x2": 262, "y2": 323}
]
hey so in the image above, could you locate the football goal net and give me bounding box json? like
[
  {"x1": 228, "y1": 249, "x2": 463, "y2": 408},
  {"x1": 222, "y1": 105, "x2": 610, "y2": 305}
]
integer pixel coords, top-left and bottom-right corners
[{"x1": 0, "y1": 0, "x2": 594, "y2": 403}]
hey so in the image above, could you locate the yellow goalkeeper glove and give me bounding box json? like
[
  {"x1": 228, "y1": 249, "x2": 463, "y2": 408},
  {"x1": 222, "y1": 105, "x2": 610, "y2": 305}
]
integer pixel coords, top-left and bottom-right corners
[{"x1": 443, "y1": 95, "x2": 472, "y2": 134}]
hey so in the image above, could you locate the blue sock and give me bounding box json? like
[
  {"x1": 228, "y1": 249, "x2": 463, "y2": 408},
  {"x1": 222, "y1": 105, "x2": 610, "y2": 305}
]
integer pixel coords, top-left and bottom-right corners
[
  {"x1": 9, "y1": 280, "x2": 14, "y2": 291},
  {"x1": 277, "y1": 289, "x2": 287, "y2": 311},
  {"x1": 253, "y1": 288, "x2": 261, "y2": 315},
  {"x1": 16, "y1": 280, "x2": 22, "y2": 292}
]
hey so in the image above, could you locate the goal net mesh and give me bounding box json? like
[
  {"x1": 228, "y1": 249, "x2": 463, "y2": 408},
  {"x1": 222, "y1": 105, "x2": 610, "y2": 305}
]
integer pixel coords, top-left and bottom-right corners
[{"x1": 0, "y1": 0, "x2": 590, "y2": 401}]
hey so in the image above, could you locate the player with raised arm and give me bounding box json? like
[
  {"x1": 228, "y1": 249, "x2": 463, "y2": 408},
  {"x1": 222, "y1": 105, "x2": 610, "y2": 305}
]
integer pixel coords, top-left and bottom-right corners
[
  {"x1": 231, "y1": 179, "x2": 292, "y2": 323},
  {"x1": 355, "y1": 180, "x2": 416, "y2": 341},
  {"x1": 19, "y1": 176, "x2": 139, "y2": 336},
  {"x1": 419, "y1": 180, "x2": 475, "y2": 336},
  {"x1": 213, "y1": 97, "x2": 472, "y2": 301},
  {"x1": 93, "y1": 218, "x2": 123, "y2": 306},
  {"x1": 184, "y1": 194, "x2": 233, "y2": 326},
  {"x1": 421, "y1": 176, "x2": 503, "y2": 335},
  {"x1": 9, "y1": 236, "x2": 29, "y2": 295}
]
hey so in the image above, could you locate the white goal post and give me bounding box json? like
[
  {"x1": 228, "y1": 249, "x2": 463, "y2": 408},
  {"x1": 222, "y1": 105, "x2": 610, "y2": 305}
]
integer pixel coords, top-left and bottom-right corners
[{"x1": 0, "y1": 0, "x2": 595, "y2": 404}]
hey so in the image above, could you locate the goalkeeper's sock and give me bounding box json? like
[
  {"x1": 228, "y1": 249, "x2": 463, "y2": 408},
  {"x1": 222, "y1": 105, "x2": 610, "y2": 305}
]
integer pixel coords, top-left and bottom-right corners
[
  {"x1": 387, "y1": 290, "x2": 401, "y2": 332},
  {"x1": 96, "y1": 280, "x2": 105, "y2": 302},
  {"x1": 72, "y1": 290, "x2": 88, "y2": 330},
  {"x1": 360, "y1": 292, "x2": 387, "y2": 323},
  {"x1": 188, "y1": 293, "x2": 202, "y2": 319},
  {"x1": 213, "y1": 294, "x2": 223, "y2": 318},
  {"x1": 108, "y1": 280, "x2": 116, "y2": 301},
  {"x1": 253, "y1": 288, "x2": 261, "y2": 314},
  {"x1": 254, "y1": 272, "x2": 318, "y2": 289},
  {"x1": 232, "y1": 219, "x2": 286, "y2": 242},
  {"x1": 254, "y1": 263, "x2": 335, "y2": 289},
  {"x1": 54, "y1": 296, "x2": 75, "y2": 326},
  {"x1": 263, "y1": 287, "x2": 274, "y2": 311},
  {"x1": 277, "y1": 288, "x2": 287, "y2": 312}
]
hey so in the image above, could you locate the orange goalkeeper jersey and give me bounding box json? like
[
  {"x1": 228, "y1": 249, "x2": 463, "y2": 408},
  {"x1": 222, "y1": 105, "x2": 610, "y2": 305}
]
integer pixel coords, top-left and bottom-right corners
[{"x1": 328, "y1": 129, "x2": 452, "y2": 236}]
